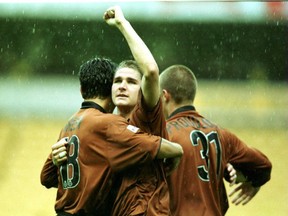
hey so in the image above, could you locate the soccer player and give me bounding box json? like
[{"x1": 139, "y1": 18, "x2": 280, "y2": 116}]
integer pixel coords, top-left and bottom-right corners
[
  {"x1": 159, "y1": 65, "x2": 272, "y2": 216},
  {"x1": 40, "y1": 58, "x2": 183, "y2": 216},
  {"x1": 103, "y1": 6, "x2": 174, "y2": 215}
]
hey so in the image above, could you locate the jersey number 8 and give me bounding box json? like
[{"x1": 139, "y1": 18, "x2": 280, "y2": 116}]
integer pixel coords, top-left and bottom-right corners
[{"x1": 60, "y1": 135, "x2": 80, "y2": 189}]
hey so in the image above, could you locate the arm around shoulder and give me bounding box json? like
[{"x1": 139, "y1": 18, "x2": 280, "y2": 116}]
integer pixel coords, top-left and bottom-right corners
[{"x1": 156, "y1": 138, "x2": 183, "y2": 159}]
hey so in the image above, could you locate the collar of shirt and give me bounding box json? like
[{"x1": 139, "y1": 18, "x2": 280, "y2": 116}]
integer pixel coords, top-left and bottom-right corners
[
  {"x1": 81, "y1": 101, "x2": 107, "y2": 113},
  {"x1": 168, "y1": 105, "x2": 196, "y2": 119}
]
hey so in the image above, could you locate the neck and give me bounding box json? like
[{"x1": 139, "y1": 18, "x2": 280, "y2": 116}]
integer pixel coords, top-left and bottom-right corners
[
  {"x1": 115, "y1": 106, "x2": 134, "y2": 120},
  {"x1": 84, "y1": 98, "x2": 114, "y2": 113},
  {"x1": 167, "y1": 101, "x2": 194, "y2": 118}
]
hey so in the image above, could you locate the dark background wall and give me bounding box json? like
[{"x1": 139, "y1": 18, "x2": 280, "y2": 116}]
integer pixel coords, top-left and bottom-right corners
[{"x1": 0, "y1": 17, "x2": 287, "y2": 81}]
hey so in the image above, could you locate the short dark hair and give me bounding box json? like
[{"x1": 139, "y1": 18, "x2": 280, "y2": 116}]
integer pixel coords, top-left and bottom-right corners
[
  {"x1": 160, "y1": 65, "x2": 197, "y2": 104},
  {"x1": 79, "y1": 57, "x2": 117, "y2": 99},
  {"x1": 116, "y1": 60, "x2": 143, "y2": 79}
]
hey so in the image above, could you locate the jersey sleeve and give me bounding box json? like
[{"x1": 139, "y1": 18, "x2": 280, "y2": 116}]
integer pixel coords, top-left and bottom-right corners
[
  {"x1": 40, "y1": 153, "x2": 59, "y2": 188},
  {"x1": 130, "y1": 90, "x2": 168, "y2": 138},
  {"x1": 220, "y1": 128, "x2": 272, "y2": 187},
  {"x1": 40, "y1": 131, "x2": 64, "y2": 189},
  {"x1": 105, "y1": 116, "x2": 161, "y2": 172}
]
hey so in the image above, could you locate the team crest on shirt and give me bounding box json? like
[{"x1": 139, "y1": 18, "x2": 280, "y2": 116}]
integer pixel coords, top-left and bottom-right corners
[{"x1": 127, "y1": 125, "x2": 139, "y2": 133}]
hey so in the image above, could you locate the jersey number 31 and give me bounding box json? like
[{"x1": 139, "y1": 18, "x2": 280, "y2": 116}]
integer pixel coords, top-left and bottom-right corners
[{"x1": 190, "y1": 130, "x2": 222, "y2": 182}]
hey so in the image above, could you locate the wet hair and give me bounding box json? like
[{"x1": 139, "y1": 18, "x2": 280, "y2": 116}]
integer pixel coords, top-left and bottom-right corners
[
  {"x1": 160, "y1": 65, "x2": 197, "y2": 104},
  {"x1": 116, "y1": 60, "x2": 143, "y2": 79},
  {"x1": 78, "y1": 57, "x2": 117, "y2": 99}
]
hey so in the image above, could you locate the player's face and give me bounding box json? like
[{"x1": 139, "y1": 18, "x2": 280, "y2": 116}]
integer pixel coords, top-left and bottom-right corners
[{"x1": 112, "y1": 67, "x2": 141, "y2": 110}]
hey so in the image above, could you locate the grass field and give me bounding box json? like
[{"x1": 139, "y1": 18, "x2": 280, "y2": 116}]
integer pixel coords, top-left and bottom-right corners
[{"x1": 0, "y1": 80, "x2": 287, "y2": 215}]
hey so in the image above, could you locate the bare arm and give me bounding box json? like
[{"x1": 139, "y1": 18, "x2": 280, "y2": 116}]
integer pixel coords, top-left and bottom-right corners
[
  {"x1": 104, "y1": 5, "x2": 160, "y2": 109},
  {"x1": 52, "y1": 136, "x2": 183, "y2": 164},
  {"x1": 156, "y1": 138, "x2": 183, "y2": 159}
]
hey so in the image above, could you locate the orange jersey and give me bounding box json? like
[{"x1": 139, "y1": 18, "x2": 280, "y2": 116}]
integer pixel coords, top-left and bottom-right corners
[
  {"x1": 40, "y1": 101, "x2": 162, "y2": 215},
  {"x1": 166, "y1": 106, "x2": 272, "y2": 216},
  {"x1": 112, "y1": 92, "x2": 170, "y2": 216}
]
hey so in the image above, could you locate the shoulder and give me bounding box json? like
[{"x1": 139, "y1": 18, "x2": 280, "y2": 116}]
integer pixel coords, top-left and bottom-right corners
[
  {"x1": 81, "y1": 111, "x2": 128, "y2": 132},
  {"x1": 86, "y1": 110, "x2": 126, "y2": 122},
  {"x1": 99, "y1": 114, "x2": 129, "y2": 130}
]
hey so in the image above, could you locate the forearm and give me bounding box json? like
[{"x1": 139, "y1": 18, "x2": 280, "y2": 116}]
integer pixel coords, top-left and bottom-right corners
[
  {"x1": 237, "y1": 167, "x2": 271, "y2": 187},
  {"x1": 40, "y1": 155, "x2": 59, "y2": 188},
  {"x1": 231, "y1": 151, "x2": 272, "y2": 187},
  {"x1": 157, "y1": 138, "x2": 183, "y2": 159},
  {"x1": 104, "y1": 6, "x2": 158, "y2": 74},
  {"x1": 117, "y1": 20, "x2": 158, "y2": 76}
]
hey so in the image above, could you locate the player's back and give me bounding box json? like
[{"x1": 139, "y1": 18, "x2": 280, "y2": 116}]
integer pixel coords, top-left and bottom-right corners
[
  {"x1": 54, "y1": 103, "x2": 163, "y2": 215},
  {"x1": 166, "y1": 108, "x2": 229, "y2": 216},
  {"x1": 54, "y1": 108, "x2": 119, "y2": 214},
  {"x1": 166, "y1": 107, "x2": 271, "y2": 216}
]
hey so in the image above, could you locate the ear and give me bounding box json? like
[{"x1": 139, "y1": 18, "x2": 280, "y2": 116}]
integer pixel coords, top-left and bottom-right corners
[{"x1": 162, "y1": 89, "x2": 171, "y2": 103}]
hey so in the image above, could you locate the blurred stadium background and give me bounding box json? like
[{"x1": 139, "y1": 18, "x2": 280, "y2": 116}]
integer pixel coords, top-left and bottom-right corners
[{"x1": 0, "y1": 1, "x2": 287, "y2": 215}]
